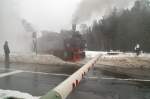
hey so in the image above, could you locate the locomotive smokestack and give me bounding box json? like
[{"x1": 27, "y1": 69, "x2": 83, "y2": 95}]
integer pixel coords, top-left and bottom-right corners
[{"x1": 72, "y1": 24, "x2": 76, "y2": 32}]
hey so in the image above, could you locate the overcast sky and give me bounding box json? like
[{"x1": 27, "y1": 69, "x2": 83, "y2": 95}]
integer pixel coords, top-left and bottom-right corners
[
  {"x1": 18, "y1": 0, "x2": 81, "y2": 32},
  {"x1": 16, "y1": 0, "x2": 136, "y2": 32}
]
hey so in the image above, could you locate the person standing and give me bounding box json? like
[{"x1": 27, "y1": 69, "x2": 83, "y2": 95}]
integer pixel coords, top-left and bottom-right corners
[
  {"x1": 134, "y1": 44, "x2": 141, "y2": 56},
  {"x1": 4, "y1": 41, "x2": 10, "y2": 68}
]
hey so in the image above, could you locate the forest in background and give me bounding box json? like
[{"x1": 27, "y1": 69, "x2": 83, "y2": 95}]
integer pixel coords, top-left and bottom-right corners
[{"x1": 84, "y1": 0, "x2": 150, "y2": 52}]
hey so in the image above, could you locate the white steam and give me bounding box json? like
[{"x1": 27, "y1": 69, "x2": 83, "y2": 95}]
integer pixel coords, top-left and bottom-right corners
[{"x1": 0, "y1": 0, "x2": 32, "y2": 53}]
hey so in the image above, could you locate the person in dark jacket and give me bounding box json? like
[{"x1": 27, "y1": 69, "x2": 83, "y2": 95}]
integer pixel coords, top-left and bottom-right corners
[
  {"x1": 4, "y1": 41, "x2": 10, "y2": 68},
  {"x1": 134, "y1": 44, "x2": 141, "y2": 56}
]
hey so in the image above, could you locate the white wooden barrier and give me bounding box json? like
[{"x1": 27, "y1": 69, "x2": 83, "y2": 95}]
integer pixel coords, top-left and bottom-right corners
[{"x1": 40, "y1": 55, "x2": 100, "y2": 99}]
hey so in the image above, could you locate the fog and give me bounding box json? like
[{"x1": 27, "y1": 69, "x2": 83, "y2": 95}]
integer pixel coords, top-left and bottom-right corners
[
  {"x1": 19, "y1": 0, "x2": 80, "y2": 32},
  {"x1": 72, "y1": 0, "x2": 136, "y2": 24},
  {"x1": 0, "y1": 0, "x2": 139, "y2": 53},
  {"x1": 0, "y1": 0, "x2": 80, "y2": 53},
  {"x1": 0, "y1": 0, "x2": 32, "y2": 53}
]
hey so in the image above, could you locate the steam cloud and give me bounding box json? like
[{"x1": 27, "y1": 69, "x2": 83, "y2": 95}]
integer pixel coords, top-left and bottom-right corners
[
  {"x1": 72, "y1": 0, "x2": 136, "y2": 24},
  {"x1": 0, "y1": 0, "x2": 32, "y2": 53}
]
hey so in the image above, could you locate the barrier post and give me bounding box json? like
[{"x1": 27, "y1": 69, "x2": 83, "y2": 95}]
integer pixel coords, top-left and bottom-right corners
[{"x1": 40, "y1": 55, "x2": 100, "y2": 99}]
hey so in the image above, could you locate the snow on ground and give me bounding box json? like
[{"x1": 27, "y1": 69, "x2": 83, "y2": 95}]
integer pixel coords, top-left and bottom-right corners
[
  {"x1": 0, "y1": 89, "x2": 39, "y2": 99},
  {"x1": 85, "y1": 51, "x2": 150, "y2": 68},
  {"x1": 0, "y1": 51, "x2": 149, "y2": 68},
  {"x1": 85, "y1": 51, "x2": 106, "y2": 58},
  {"x1": 0, "y1": 53, "x2": 75, "y2": 66},
  {"x1": 98, "y1": 52, "x2": 150, "y2": 67},
  {"x1": 85, "y1": 51, "x2": 150, "y2": 78}
]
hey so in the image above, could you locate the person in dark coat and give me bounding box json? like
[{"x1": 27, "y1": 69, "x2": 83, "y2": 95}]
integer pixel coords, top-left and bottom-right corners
[
  {"x1": 134, "y1": 44, "x2": 141, "y2": 56},
  {"x1": 3, "y1": 41, "x2": 10, "y2": 68}
]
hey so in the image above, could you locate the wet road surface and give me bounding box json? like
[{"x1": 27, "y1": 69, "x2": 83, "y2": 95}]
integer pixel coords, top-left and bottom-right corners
[{"x1": 0, "y1": 63, "x2": 150, "y2": 99}]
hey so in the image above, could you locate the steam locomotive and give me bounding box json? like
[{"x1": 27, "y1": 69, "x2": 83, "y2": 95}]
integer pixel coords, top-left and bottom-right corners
[
  {"x1": 37, "y1": 24, "x2": 86, "y2": 62},
  {"x1": 63, "y1": 24, "x2": 86, "y2": 61}
]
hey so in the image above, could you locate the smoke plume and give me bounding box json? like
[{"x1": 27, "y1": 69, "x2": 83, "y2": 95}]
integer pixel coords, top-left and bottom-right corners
[
  {"x1": 0, "y1": 0, "x2": 32, "y2": 53},
  {"x1": 72, "y1": 0, "x2": 136, "y2": 24}
]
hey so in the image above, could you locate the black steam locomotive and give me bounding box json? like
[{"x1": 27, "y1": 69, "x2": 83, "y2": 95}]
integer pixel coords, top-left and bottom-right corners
[
  {"x1": 63, "y1": 24, "x2": 86, "y2": 61},
  {"x1": 37, "y1": 24, "x2": 86, "y2": 61}
]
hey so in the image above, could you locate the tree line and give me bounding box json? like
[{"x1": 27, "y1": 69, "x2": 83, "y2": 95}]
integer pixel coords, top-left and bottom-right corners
[{"x1": 84, "y1": 0, "x2": 150, "y2": 52}]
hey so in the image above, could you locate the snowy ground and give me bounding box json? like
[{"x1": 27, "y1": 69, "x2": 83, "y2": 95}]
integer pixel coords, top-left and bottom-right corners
[
  {"x1": 0, "y1": 51, "x2": 149, "y2": 69},
  {"x1": 85, "y1": 51, "x2": 150, "y2": 68},
  {"x1": 85, "y1": 51, "x2": 105, "y2": 58},
  {"x1": 0, "y1": 51, "x2": 150, "y2": 98},
  {"x1": 0, "y1": 53, "x2": 76, "y2": 66},
  {"x1": 97, "y1": 52, "x2": 150, "y2": 68},
  {"x1": 0, "y1": 53, "x2": 77, "y2": 99},
  {"x1": 0, "y1": 89, "x2": 39, "y2": 99},
  {"x1": 87, "y1": 51, "x2": 150, "y2": 78}
]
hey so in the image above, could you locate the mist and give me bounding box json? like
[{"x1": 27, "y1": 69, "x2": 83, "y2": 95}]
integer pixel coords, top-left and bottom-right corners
[
  {"x1": 72, "y1": 0, "x2": 136, "y2": 24},
  {"x1": 0, "y1": 0, "x2": 32, "y2": 53}
]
